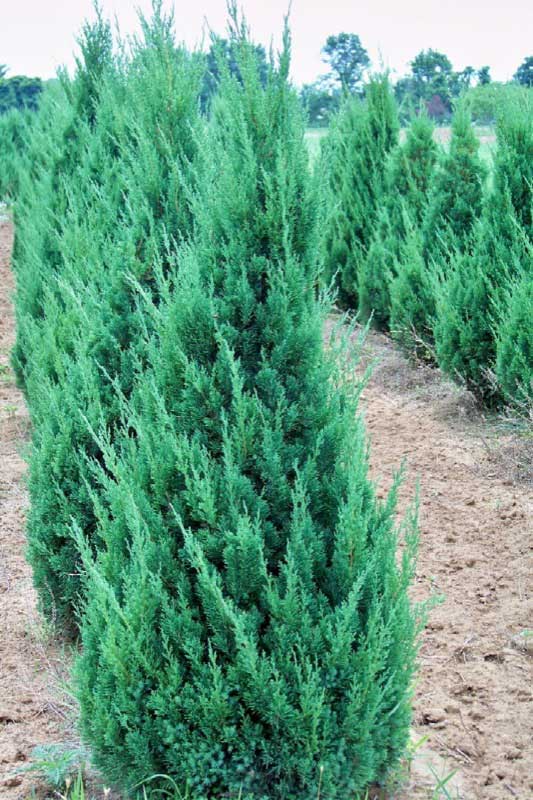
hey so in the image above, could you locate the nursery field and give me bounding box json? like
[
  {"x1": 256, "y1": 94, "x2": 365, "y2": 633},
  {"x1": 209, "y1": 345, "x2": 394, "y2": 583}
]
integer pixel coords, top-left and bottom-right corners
[
  {"x1": 1, "y1": 217, "x2": 532, "y2": 799},
  {"x1": 1, "y1": 7, "x2": 531, "y2": 800}
]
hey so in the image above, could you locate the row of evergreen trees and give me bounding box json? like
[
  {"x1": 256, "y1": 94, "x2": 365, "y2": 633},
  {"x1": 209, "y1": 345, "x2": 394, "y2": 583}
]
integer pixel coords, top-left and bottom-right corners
[
  {"x1": 321, "y1": 84, "x2": 532, "y2": 407},
  {"x1": 8, "y1": 5, "x2": 420, "y2": 798}
]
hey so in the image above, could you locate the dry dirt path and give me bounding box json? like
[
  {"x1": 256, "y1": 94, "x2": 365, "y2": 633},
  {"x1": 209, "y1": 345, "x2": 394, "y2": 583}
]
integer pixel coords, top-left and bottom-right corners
[
  {"x1": 0, "y1": 220, "x2": 68, "y2": 798},
  {"x1": 0, "y1": 221, "x2": 531, "y2": 799}
]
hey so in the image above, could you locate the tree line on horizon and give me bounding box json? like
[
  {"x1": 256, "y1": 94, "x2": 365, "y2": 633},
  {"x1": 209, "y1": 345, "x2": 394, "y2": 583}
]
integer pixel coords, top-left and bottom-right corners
[
  {"x1": 302, "y1": 36, "x2": 533, "y2": 125},
  {"x1": 1, "y1": 36, "x2": 532, "y2": 124}
]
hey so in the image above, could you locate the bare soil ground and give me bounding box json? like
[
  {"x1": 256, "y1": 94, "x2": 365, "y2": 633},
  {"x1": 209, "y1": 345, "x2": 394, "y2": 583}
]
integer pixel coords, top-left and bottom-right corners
[
  {"x1": 0, "y1": 221, "x2": 531, "y2": 799},
  {"x1": 354, "y1": 327, "x2": 533, "y2": 800}
]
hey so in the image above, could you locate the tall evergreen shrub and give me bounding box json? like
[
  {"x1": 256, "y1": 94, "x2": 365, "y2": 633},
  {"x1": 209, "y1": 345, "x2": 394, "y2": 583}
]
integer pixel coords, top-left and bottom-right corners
[
  {"x1": 358, "y1": 111, "x2": 437, "y2": 329},
  {"x1": 11, "y1": 11, "x2": 114, "y2": 387},
  {"x1": 23, "y1": 6, "x2": 202, "y2": 628},
  {"x1": 492, "y1": 98, "x2": 533, "y2": 237},
  {"x1": 75, "y1": 21, "x2": 419, "y2": 799},
  {"x1": 432, "y1": 191, "x2": 527, "y2": 399},
  {"x1": 321, "y1": 75, "x2": 399, "y2": 309},
  {"x1": 422, "y1": 104, "x2": 486, "y2": 263},
  {"x1": 433, "y1": 103, "x2": 532, "y2": 400}
]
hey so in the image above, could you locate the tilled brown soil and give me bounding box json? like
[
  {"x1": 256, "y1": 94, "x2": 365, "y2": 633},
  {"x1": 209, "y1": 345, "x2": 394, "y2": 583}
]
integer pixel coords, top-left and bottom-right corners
[
  {"x1": 357, "y1": 330, "x2": 533, "y2": 800},
  {"x1": 0, "y1": 220, "x2": 531, "y2": 799}
]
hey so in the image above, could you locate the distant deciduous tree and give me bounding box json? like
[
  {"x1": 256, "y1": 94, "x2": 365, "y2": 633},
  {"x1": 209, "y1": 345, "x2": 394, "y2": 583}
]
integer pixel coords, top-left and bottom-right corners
[
  {"x1": 411, "y1": 49, "x2": 453, "y2": 92},
  {"x1": 321, "y1": 33, "x2": 370, "y2": 94},
  {"x1": 453, "y1": 65, "x2": 476, "y2": 93},
  {"x1": 395, "y1": 49, "x2": 454, "y2": 120},
  {"x1": 477, "y1": 66, "x2": 491, "y2": 85},
  {"x1": 300, "y1": 79, "x2": 340, "y2": 126},
  {"x1": 0, "y1": 72, "x2": 43, "y2": 113},
  {"x1": 514, "y1": 56, "x2": 533, "y2": 87}
]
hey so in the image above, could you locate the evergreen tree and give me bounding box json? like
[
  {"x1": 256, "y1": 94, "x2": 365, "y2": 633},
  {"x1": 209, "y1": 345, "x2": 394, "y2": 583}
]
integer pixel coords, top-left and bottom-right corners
[
  {"x1": 11, "y1": 10, "x2": 115, "y2": 387},
  {"x1": 321, "y1": 74, "x2": 399, "y2": 309},
  {"x1": 75, "y1": 19, "x2": 419, "y2": 798},
  {"x1": 432, "y1": 102, "x2": 532, "y2": 401},
  {"x1": 358, "y1": 111, "x2": 437, "y2": 329},
  {"x1": 492, "y1": 98, "x2": 533, "y2": 237},
  {"x1": 433, "y1": 190, "x2": 527, "y2": 399},
  {"x1": 22, "y1": 5, "x2": 202, "y2": 628},
  {"x1": 422, "y1": 104, "x2": 486, "y2": 263}
]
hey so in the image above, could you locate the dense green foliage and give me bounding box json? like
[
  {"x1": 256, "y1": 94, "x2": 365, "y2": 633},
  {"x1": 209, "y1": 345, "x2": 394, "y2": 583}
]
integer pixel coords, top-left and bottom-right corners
[
  {"x1": 0, "y1": 107, "x2": 32, "y2": 198},
  {"x1": 358, "y1": 111, "x2": 437, "y2": 329},
  {"x1": 321, "y1": 74, "x2": 399, "y2": 308},
  {"x1": 3, "y1": 7, "x2": 422, "y2": 798},
  {"x1": 389, "y1": 226, "x2": 436, "y2": 359},
  {"x1": 200, "y1": 36, "x2": 268, "y2": 111},
  {"x1": 422, "y1": 105, "x2": 487, "y2": 262},
  {"x1": 321, "y1": 82, "x2": 531, "y2": 406},
  {"x1": 12, "y1": 6, "x2": 202, "y2": 627},
  {"x1": 495, "y1": 270, "x2": 533, "y2": 404},
  {"x1": 432, "y1": 101, "x2": 532, "y2": 401},
  {"x1": 70, "y1": 17, "x2": 419, "y2": 800},
  {"x1": 464, "y1": 82, "x2": 532, "y2": 125},
  {"x1": 5, "y1": 7, "x2": 532, "y2": 795}
]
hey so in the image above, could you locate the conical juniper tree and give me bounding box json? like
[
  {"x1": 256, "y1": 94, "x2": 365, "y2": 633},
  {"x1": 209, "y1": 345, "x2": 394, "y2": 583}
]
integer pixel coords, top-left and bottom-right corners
[
  {"x1": 492, "y1": 97, "x2": 533, "y2": 238},
  {"x1": 11, "y1": 9, "x2": 115, "y2": 388},
  {"x1": 433, "y1": 189, "x2": 528, "y2": 400},
  {"x1": 433, "y1": 103, "x2": 532, "y2": 402},
  {"x1": 321, "y1": 74, "x2": 399, "y2": 309},
  {"x1": 422, "y1": 104, "x2": 486, "y2": 265},
  {"x1": 358, "y1": 111, "x2": 437, "y2": 330},
  {"x1": 75, "y1": 16, "x2": 420, "y2": 799},
  {"x1": 22, "y1": 5, "x2": 203, "y2": 629}
]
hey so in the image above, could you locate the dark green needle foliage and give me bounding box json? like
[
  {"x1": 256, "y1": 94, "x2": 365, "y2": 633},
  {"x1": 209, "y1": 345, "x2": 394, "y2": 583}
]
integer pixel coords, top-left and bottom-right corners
[
  {"x1": 433, "y1": 101, "x2": 532, "y2": 401},
  {"x1": 492, "y1": 98, "x2": 533, "y2": 237},
  {"x1": 495, "y1": 269, "x2": 533, "y2": 406},
  {"x1": 0, "y1": 108, "x2": 33, "y2": 199},
  {"x1": 422, "y1": 104, "x2": 486, "y2": 264},
  {"x1": 22, "y1": 4, "x2": 202, "y2": 629},
  {"x1": 321, "y1": 74, "x2": 399, "y2": 309},
  {"x1": 433, "y1": 190, "x2": 528, "y2": 400},
  {"x1": 75, "y1": 17, "x2": 419, "y2": 799},
  {"x1": 389, "y1": 223, "x2": 436, "y2": 360},
  {"x1": 391, "y1": 111, "x2": 439, "y2": 228},
  {"x1": 358, "y1": 111, "x2": 437, "y2": 330}
]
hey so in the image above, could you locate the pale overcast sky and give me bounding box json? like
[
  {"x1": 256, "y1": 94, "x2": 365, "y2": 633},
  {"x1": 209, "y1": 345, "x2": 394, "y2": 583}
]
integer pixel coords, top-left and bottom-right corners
[{"x1": 1, "y1": 0, "x2": 532, "y2": 85}]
